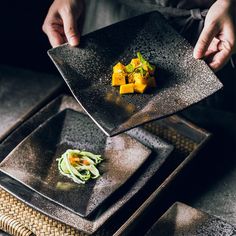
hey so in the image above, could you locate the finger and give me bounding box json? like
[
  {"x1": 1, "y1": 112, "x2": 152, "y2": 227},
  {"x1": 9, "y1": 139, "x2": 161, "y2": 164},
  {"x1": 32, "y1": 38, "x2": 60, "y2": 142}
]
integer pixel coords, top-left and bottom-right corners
[
  {"x1": 193, "y1": 23, "x2": 219, "y2": 59},
  {"x1": 218, "y1": 27, "x2": 235, "y2": 54},
  {"x1": 43, "y1": 23, "x2": 66, "y2": 47},
  {"x1": 204, "y1": 50, "x2": 217, "y2": 64},
  {"x1": 208, "y1": 44, "x2": 231, "y2": 71},
  {"x1": 205, "y1": 49, "x2": 217, "y2": 58},
  {"x1": 48, "y1": 30, "x2": 66, "y2": 48},
  {"x1": 204, "y1": 38, "x2": 220, "y2": 57},
  {"x1": 61, "y1": 10, "x2": 80, "y2": 46}
]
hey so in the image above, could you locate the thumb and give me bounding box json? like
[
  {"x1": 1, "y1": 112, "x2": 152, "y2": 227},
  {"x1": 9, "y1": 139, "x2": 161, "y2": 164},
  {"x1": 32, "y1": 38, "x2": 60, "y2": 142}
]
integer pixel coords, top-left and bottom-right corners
[
  {"x1": 61, "y1": 12, "x2": 80, "y2": 46},
  {"x1": 194, "y1": 24, "x2": 219, "y2": 59}
]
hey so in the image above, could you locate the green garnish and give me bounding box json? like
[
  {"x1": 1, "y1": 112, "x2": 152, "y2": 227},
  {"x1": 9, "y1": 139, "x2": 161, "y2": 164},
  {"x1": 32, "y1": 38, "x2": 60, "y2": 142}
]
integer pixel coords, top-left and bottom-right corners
[
  {"x1": 57, "y1": 149, "x2": 103, "y2": 184},
  {"x1": 137, "y1": 51, "x2": 145, "y2": 63},
  {"x1": 137, "y1": 52, "x2": 155, "y2": 71},
  {"x1": 125, "y1": 63, "x2": 134, "y2": 73}
]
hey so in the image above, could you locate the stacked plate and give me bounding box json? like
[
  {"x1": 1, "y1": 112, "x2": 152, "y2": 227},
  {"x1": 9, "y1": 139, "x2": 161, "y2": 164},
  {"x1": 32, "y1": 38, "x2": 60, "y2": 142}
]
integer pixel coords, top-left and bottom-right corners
[{"x1": 0, "y1": 95, "x2": 174, "y2": 234}]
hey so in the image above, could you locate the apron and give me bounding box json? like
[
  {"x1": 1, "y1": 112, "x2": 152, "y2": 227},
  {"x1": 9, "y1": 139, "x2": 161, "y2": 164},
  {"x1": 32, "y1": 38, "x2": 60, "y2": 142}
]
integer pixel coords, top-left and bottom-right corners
[
  {"x1": 83, "y1": 0, "x2": 236, "y2": 135},
  {"x1": 84, "y1": 0, "x2": 209, "y2": 44}
]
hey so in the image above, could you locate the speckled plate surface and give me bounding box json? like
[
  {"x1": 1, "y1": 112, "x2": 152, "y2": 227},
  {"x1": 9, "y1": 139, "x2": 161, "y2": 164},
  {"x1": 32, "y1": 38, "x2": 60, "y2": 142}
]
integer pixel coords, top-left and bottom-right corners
[
  {"x1": 0, "y1": 95, "x2": 174, "y2": 234},
  {"x1": 0, "y1": 65, "x2": 62, "y2": 142},
  {"x1": 48, "y1": 11, "x2": 223, "y2": 136},
  {"x1": 145, "y1": 202, "x2": 236, "y2": 236},
  {"x1": 0, "y1": 109, "x2": 151, "y2": 217}
]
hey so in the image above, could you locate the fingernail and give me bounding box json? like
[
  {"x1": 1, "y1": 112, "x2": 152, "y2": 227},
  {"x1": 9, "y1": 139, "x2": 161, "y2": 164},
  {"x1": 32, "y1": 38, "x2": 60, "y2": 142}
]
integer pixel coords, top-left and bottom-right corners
[{"x1": 69, "y1": 36, "x2": 80, "y2": 47}]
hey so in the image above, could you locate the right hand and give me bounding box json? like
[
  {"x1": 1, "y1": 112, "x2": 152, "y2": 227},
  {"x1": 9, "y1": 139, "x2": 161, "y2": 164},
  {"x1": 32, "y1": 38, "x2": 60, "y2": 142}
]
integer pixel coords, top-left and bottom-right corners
[{"x1": 42, "y1": 0, "x2": 85, "y2": 48}]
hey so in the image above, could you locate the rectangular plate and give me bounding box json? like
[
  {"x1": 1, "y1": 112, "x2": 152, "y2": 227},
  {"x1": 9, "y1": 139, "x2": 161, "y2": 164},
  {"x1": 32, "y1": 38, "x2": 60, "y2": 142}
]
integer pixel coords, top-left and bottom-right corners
[
  {"x1": 48, "y1": 11, "x2": 222, "y2": 136},
  {"x1": 0, "y1": 65, "x2": 63, "y2": 142},
  {"x1": 0, "y1": 95, "x2": 174, "y2": 234},
  {"x1": 0, "y1": 109, "x2": 151, "y2": 217}
]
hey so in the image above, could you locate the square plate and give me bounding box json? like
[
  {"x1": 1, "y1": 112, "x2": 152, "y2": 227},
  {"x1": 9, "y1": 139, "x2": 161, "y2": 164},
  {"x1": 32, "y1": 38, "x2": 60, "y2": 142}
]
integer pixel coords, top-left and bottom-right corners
[
  {"x1": 48, "y1": 11, "x2": 223, "y2": 136},
  {"x1": 0, "y1": 109, "x2": 151, "y2": 218},
  {"x1": 0, "y1": 95, "x2": 174, "y2": 234}
]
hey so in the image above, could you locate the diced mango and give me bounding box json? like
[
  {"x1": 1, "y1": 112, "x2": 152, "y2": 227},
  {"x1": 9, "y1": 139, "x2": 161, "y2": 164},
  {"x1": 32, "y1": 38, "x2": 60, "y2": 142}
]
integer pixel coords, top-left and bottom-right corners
[
  {"x1": 112, "y1": 52, "x2": 157, "y2": 94},
  {"x1": 131, "y1": 58, "x2": 140, "y2": 68},
  {"x1": 112, "y1": 73, "x2": 126, "y2": 86},
  {"x1": 134, "y1": 83, "x2": 147, "y2": 94},
  {"x1": 120, "y1": 84, "x2": 134, "y2": 94},
  {"x1": 113, "y1": 62, "x2": 125, "y2": 73},
  {"x1": 148, "y1": 76, "x2": 157, "y2": 87},
  {"x1": 134, "y1": 73, "x2": 148, "y2": 85}
]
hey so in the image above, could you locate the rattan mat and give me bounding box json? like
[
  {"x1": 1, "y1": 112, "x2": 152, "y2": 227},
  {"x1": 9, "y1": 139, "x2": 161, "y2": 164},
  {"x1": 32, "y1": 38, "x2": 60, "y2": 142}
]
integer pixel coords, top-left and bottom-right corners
[{"x1": 0, "y1": 189, "x2": 81, "y2": 236}]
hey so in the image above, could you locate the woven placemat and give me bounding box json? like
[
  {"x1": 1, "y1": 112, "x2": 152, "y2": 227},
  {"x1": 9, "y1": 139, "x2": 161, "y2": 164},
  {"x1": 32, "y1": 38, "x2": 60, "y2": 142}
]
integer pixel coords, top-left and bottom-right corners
[
  {"x1": 0, "y1": 189, "x2": 82, "y2": 236},
  {"x1": 144, "y1": 122, "x2": 197, "y2": 155}
]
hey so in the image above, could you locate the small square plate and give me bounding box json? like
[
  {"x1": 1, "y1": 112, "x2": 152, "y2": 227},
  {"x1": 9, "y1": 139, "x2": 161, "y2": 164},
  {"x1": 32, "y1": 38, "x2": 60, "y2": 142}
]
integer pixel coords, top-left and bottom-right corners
[
  {"x1": 48, "y1": 11, "x2": 222, "y2": 136},
  {"x1": 0, "y1": 109, "x2": 151, "y2": 217}
]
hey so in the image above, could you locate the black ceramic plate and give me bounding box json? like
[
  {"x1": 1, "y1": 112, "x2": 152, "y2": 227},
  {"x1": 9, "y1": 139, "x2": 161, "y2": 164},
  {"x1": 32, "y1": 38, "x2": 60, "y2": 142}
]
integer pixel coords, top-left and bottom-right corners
[
  {"x1": 0, "y1": 109, "x2": 151, "y2": 217},
  {"x1": 146, "y1": 202, "x2": 236, "y2": 236},
  {"x1": 0, "y1": 95, "x2": 174, "y2": 234},
  {"x1": 0, "y1": 65, "x2": 62, "y2": 142},
  {"x1": 48, "y1": 11, "x2": 223, "y2": 136}
]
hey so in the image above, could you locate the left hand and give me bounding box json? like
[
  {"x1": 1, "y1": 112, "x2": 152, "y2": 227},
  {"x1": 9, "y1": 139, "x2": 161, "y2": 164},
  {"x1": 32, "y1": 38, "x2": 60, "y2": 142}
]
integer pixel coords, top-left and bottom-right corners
[{"x1": 193, "y1": 0, "x2": 236, "y2": 71}]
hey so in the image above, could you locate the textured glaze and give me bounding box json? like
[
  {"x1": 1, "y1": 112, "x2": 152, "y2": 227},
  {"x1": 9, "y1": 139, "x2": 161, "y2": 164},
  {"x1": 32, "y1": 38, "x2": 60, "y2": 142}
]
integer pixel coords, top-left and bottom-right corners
[
  {"x1": 0, "y1": 65, "x2": 63, "y2": 142},
  {"x1": 0, "y1": 109, "x2": 151, "y2": 217},
  {"x1": 146, "y1": 202, "x2": 236, "y2": 236},
  {"x1": 0, "y1": 95, "x2": 173, "y2": 234},
  {"x1": 48, "y1": 11, "x2": 222, "y2": 136}
]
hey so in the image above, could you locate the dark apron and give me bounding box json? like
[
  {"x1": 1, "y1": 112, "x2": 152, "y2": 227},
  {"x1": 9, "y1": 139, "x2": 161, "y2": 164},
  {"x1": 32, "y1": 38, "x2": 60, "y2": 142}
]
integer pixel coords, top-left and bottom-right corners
[{"x1": 84, "y1": 0, "x2": 211, "y2": 45}]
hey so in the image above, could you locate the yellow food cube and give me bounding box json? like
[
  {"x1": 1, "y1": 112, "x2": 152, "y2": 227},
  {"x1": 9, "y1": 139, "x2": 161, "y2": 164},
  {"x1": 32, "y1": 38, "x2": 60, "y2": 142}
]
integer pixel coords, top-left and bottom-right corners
[
  {"x1": 148, "y1": 76, "x2": 157, "y2": 88},
  {"x1": 134, "y1": 83, "x2": 147, "y2": 94},
  {"x1": 112, "y1": 73, "x2": 126, "y2": 86},
  {"x1": 130, "y1": 58, "x2": 140, "y2": 68},
  {"x1": 113, "y1": 62, "x2": 125, "y2": 73},
  {"x1": 134, "y1": 73, "x2": 148, "y2": 85},
  {"x1": 120, "y1": 84, "x2": 134, "y2": 94}
]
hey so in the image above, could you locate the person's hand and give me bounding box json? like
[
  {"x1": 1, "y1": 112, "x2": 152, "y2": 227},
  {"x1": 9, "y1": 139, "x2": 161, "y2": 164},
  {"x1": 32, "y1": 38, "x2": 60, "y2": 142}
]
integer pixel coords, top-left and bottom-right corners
[
  {"x1": 42, "y1": 0, "x2": 84, "y2": 48},
  {"x1": 193, "y1": 0, "x2": 236, "y2": 71}
]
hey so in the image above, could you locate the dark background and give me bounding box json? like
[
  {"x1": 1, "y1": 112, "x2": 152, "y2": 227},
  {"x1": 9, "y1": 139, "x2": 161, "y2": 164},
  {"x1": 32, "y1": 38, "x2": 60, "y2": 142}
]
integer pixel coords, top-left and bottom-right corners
[{"x1": 0, "y1": 1, "x2": 55, "y2": 73}]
